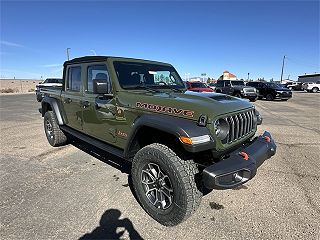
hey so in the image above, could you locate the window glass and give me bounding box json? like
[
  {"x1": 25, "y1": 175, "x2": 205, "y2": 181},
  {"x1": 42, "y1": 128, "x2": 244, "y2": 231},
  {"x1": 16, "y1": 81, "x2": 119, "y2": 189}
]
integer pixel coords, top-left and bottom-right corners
[
  {"x1": 224, "y1": 80, "x2": 231, "y2": 87},
  {"x1": 87, "y1": 65, "x2": 110, "y2": 93},
  {"x1": 67, "y1": 66, "x2": 81, "y2": 91},
  {"x1": 216, "y1": 81, "x2": 224, "y2": 87},
  {"x1": 113, "y1": 61, "x2": 185, "y2": 90},
  {"x1": 232, "y1": 81, "x2": 245, "y2": 86},
  {"x1": 190, "y1": 82, "x2": 207, "y2": 88}
]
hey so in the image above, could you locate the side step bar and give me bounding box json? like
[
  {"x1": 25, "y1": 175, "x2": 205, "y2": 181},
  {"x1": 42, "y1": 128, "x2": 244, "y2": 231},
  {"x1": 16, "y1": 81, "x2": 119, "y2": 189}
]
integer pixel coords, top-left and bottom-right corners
[{"x1": 60, "y1": 125, "x2": 125, "y2": 159}]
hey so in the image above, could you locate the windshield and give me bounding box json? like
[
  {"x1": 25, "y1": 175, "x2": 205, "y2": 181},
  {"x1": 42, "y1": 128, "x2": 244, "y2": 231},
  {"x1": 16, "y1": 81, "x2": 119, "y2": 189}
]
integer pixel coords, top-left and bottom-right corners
[
  {"x1": 113, "y1": 61, "x2": 185, "y2": 90},
  {"x1": 266, "y1": 83, "x2": 282, "y2": 88},
  {"x1": 190, "y1": 82, "x2": 207, "y2": 88},
  {"x1": 232, "y1": 81, "x2": 245, "y2": 86},
  {"x1": 45, "y1": 79, "x2": 62, "y2": 84}
]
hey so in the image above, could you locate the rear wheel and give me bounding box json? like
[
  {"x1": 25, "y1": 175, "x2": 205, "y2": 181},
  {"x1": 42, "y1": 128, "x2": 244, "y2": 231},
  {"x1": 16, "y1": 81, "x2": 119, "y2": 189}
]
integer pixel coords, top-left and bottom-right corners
[
  {"x1": 44, "y1": 111, "x2": 68, "y2": 147},
  {"x1": 131, "y1": 143, "x2": 202, "y2": 226},
  {"x1": 266, "y1": 94, "x2": 274, "y2": 101},
  {"x1": 234, "y1": 92, "x2": 242, "y2": 98}
]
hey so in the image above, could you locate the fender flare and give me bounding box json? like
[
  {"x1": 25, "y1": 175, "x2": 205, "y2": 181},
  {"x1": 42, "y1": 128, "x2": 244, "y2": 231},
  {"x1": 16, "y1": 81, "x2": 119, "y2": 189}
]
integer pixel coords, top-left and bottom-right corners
[
  {"x1": 41, "y1": 97, "x2": 65, "y2": 125},
  {"x1": 124, "y1": 114, "x2": 214, "y2": 158}
]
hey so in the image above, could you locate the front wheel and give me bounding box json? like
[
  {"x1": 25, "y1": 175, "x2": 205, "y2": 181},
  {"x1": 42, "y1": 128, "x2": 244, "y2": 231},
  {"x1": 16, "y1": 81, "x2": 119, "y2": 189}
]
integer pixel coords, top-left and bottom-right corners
[
  {"x1": 249, "y1": 98, "x2": 257, "y2": 102},
  {"x1": 312, "y1": 87, "x2": 319, "y2": 93},
  {"x1": 234, "y1": 92, "x2": 242, "y2": 98},
  {"x1": 131, "y1": 143, "x2": 202, "y2": 226},
  {"x1": 266, "y1": 94, "x2": 274, "y2": 101}
]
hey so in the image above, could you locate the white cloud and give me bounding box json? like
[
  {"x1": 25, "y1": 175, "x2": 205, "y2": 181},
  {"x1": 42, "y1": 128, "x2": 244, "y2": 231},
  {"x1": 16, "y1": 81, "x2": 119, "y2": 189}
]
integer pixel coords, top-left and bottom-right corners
[{"x1": 0, "y1": 40, "x2": 24, "y2": 48}]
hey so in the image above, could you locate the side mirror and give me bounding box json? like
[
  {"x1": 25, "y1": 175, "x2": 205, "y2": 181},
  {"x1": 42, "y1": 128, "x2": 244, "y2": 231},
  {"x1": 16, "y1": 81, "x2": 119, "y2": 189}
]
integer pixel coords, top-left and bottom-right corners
[{"x1": 93, "y1": 79, "x2": 110, "y2": 94}]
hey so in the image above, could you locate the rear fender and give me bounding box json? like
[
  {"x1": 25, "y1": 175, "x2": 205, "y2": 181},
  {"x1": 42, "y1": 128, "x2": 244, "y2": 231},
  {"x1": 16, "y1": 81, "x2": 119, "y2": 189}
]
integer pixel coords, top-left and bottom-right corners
[{"x1": 41, "y1": 97, "x2": 66, "y2": 125}]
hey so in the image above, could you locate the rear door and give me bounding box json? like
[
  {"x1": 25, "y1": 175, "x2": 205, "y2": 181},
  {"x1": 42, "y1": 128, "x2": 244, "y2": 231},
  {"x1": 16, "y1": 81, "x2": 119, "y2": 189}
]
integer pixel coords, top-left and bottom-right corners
[
  {"x1": 61, "y1": 65, "x2": 84, "y2": 131},
  {"x1": 223, "y1": 80, "x2": 232, "y2": 94},
  {"x1": 82, "y1": 63, "x2": 117, "y2": 143},
  {"x1": 216, "y1": 81, "x2": 224, "y2": 93}
]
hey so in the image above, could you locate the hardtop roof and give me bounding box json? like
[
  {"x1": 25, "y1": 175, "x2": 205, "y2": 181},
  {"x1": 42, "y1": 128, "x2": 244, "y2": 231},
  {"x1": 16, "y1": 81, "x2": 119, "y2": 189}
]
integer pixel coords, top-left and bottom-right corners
[{"x1": 64, "y1": 56, "x2": 172, "y2": 66}]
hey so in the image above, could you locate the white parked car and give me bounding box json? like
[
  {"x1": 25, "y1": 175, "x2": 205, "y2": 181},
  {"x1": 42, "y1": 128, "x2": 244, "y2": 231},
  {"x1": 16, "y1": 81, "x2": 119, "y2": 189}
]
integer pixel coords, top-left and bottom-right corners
[
  {"x1": 303, "y1": 81, "x2": 320, "y2": 93},
  {"x1": 35, "y1": 78, "x2": 62, "y2": 101}
]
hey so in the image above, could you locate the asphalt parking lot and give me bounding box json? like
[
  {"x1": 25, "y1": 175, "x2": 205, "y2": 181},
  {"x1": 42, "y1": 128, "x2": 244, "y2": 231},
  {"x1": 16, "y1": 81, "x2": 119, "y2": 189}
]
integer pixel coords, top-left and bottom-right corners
[{"x1": 0, "y1": 92, "x2": 319, "y2": 240}]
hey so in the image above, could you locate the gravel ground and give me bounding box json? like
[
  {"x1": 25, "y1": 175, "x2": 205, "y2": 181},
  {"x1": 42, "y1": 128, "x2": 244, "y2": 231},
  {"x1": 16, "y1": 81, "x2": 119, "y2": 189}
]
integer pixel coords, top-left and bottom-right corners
[{"x1": 0, "y1": 92, "x2": 319, "y2": 240}]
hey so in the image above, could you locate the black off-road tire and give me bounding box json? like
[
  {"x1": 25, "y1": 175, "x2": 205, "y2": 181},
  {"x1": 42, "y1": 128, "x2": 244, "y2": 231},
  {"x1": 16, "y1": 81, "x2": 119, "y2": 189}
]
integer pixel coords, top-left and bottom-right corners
[
  {"x1": 266, "y1": 94, "x2": 274, "y2": 101},
  {"x1": 234, "y1": 92, "x2": 242, "y2": 98},
  {"x1": 131, "y1": 143, "x2": 202, "y2": 226},
  {"x1": 249, "y1": 98, "x2": 257, "y2": 102},
  {"x1": 44, "y1": 111, "x2": 68, "y2": 147},
  {"x1": 312, "y1": 87, "x2": 319, "y2": 93}
]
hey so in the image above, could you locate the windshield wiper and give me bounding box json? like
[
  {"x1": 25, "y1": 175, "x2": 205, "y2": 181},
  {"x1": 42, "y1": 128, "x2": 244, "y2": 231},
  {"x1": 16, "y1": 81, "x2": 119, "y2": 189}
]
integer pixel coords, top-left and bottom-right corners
[
  {"x1": 125, "y1": 85, "x2": 161, "y2": 93},
  {"x1": 160, "y1": 85, "x2": 185, "y2": 93}
]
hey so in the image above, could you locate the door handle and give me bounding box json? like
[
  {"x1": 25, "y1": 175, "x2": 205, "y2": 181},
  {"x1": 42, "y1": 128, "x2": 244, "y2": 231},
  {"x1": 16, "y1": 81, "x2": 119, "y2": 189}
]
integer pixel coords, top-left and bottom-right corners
[
  {"x1": 81, "y1": 101, "x2": 91, "y2": 108},
  {"x1": 64, "y1": 98, "x2": 72, "y2": 104}
]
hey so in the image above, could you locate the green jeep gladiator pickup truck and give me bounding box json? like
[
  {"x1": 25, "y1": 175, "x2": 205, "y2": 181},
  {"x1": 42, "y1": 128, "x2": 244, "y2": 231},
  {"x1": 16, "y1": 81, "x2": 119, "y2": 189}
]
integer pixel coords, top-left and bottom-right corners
[{"x1": 40, "y1": 56, "x2": 276, "y2": 226}]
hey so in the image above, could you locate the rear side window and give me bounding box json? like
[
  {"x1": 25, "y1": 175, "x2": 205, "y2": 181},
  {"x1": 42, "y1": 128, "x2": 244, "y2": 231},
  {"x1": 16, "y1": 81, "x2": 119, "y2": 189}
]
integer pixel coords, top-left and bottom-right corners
[
  {"x1": 67, "y1": 66, "x2": 81, "y2": 91},
  {"x1": 216, "y1": 81, "x2": 224, "y2": 87},
  {"x1": 224, "y1": 80, "x2": 231, "y2": 87},
  {"x1": 87, "y1": 65, "x2": 110, "y2": 93},
  {"x1": 247, "y1": 82, "x2": 257, "y2": 87}
]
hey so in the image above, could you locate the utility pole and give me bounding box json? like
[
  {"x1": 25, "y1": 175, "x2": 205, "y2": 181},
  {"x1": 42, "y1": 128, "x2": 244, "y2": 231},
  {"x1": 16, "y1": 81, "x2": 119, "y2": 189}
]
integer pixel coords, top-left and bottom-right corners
[
  {"x1": 280, "y1": 55, "x2": 286, "y2": 83},
  {"x1": 66, "y1": 48, "x2": 71, "y2": 60}
]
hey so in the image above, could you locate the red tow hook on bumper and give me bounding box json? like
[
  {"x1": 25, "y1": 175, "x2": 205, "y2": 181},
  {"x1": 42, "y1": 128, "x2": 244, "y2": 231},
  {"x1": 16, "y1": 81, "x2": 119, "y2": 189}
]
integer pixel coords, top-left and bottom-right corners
[{"x1": 239, "y1": 151, "x2": 249, "y2": 161}]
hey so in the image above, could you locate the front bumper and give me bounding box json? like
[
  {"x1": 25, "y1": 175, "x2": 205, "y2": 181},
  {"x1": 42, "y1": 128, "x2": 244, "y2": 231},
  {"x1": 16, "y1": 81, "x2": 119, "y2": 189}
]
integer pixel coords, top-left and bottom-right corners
[
  {"x1": 275, "y1": 92, "x2": 292, "y2": 99},
  {"x1": 203, "y1": 131, "x2": 276, "y2": 189},
  {"x1": 242, "y1": 92, "x2": 258, "y2": 99},
  {"x1": 35, "y1": 90, "x2": 43, "y2": 102}
]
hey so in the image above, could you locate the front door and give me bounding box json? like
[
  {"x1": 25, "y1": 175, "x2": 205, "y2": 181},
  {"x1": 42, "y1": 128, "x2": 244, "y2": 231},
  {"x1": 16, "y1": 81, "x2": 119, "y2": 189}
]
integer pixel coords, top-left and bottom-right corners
[
  {"x1": 82, "y1": 63, "x2": 117, "y2": 144},
  {"x1": 62, "y1": 65, "x2": 83, "y2": 131}
]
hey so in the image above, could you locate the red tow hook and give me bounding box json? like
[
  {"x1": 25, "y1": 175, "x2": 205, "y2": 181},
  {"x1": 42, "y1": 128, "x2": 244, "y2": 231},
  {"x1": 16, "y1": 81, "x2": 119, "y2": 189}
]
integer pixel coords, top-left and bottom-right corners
[
  {"x1": 239, "y1": 151, "x2": 249, "y2": 161},
  {"x1": 264, "y1": 136, "x2": 271, "y2": 142}
]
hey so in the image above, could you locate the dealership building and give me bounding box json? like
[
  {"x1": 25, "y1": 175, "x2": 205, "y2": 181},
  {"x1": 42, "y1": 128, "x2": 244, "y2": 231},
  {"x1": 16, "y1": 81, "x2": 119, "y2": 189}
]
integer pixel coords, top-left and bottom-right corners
[{"x1": 298, "y1": 73, "x2": 320, "y2": 83}]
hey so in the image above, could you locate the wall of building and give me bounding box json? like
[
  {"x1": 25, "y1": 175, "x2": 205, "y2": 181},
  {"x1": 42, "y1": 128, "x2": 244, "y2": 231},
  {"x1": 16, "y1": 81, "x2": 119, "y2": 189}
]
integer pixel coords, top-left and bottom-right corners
[{"x1": 298, "y1": 75, "x2": 320, "y2": 83}]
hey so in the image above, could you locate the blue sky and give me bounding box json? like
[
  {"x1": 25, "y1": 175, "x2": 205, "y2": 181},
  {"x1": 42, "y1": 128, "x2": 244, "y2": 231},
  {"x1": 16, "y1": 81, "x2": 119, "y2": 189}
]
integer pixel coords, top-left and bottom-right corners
[{"x1": 1, "y1": 0, "x2": 319, "y2": 80}]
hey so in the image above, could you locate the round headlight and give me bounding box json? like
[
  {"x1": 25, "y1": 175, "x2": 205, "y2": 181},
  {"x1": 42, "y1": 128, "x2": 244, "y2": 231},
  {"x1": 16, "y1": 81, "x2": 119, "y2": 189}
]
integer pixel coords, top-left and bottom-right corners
[{"x1": 214, "y1": 118, "x2": 229, "y2": 140}]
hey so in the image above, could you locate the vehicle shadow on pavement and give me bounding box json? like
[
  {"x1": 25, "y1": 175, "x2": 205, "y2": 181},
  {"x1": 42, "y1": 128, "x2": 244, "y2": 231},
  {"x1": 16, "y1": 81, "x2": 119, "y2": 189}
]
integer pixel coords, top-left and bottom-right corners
[
  {"x1": 79, "y1": 208, "x2": 144, "y2": 240},
  {"x1": 70, "y1": 139, "x2": 132, "y2": 174},
  {"x1": 69, "y1": 139, "x2": 142, "y2": 210}
]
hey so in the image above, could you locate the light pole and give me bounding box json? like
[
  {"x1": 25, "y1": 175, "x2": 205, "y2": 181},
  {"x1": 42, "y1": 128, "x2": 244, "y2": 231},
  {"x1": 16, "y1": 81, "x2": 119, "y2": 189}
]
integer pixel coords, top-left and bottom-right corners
[
  {"x1": 247, "y1": 73, "x2": 250, "y2": 81},
  {"x1": 280, "y1": 55, "x2": 286, "y2": 83},
  {"x1": 66, "y1": 48, "x2": 71, "y2": 60},
  {"x1": 185, "y1": 73, "x2": 190, "y2": 81}
]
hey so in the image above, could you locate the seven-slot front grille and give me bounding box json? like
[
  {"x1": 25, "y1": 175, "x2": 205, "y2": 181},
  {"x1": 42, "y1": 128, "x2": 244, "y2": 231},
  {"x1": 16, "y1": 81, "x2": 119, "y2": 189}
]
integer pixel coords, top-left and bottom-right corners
[
  {"x1": 224, "y1": 109, "x2": 256, "y2": 144},
  {"x1": 244, "y1": 88, "x2": 255, "y2": 93}
]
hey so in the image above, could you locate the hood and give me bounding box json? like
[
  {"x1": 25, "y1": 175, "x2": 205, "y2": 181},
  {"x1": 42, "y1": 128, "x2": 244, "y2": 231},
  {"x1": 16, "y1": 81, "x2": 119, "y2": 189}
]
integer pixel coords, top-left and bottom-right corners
[
  {"x1": 274, "y1": 87, "x2": 291, "y2": 91},
  {"x1": 232, "y1": 85, "x2": 256, "y2": 90},
  {"x1": 118, "y1": 90, "x2": 253, "y2": 122},
  {"x1": 188, "y1": 87, "x2": 214, "y2": 92}
]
